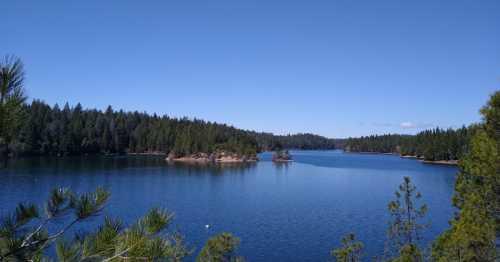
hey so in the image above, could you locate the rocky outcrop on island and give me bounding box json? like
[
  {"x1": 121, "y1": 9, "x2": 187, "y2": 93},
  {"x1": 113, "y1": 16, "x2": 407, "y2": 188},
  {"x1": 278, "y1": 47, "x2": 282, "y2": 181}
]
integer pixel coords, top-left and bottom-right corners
[
  {"x1": 166, "y1": 150, "x2": 258, "y2": 163},
  {"x1": 272, "y1": 150, "x2": 293, "y2": 162}
]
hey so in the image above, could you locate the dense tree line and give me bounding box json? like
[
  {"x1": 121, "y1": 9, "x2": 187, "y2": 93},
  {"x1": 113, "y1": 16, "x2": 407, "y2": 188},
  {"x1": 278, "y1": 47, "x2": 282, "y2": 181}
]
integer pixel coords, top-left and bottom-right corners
[
  {"x1": 344, "y1": 126, "x2": 474, "y2": 161},
  {"x1": 249, "y1": 132, "x2": 338, "y2": 150},
  {"x1": 399, "y1": 126, "x2": 473, "y2": 161},
  {"x1": 8, "y1": 100, "x2": 344, "y2": 158},
  {"x1": 8, "y1": 100, "x2": 259, "y2": 158},
  {"x1": 344, "y1": 134, "x2": 411, "y2": 154}
]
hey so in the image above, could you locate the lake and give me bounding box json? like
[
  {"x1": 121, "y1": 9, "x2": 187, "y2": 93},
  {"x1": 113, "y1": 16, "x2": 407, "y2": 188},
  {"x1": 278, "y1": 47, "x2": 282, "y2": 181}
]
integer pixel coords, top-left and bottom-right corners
[{"x1": 0, "y1": 150, "x2": 457, "y2": 261}]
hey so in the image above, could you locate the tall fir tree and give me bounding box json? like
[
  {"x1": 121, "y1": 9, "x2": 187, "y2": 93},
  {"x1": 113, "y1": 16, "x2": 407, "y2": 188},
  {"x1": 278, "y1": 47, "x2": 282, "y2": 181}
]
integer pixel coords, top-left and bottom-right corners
[{"x1": 432, "y1": 91, "x2": 500, "y2": 262}]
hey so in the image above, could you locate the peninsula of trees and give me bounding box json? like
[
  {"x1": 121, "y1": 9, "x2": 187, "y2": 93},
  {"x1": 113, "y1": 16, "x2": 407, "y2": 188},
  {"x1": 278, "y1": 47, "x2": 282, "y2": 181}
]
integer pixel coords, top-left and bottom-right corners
[
  {"x1": 7, "y1": 100, "x2": 261, "y2": 160},
  {"x1": 344, "y1": 126, "x2": 473, "y2": 163},
  {"x1": 2, "y1": 98, "x2": 340, "y2": 160}
]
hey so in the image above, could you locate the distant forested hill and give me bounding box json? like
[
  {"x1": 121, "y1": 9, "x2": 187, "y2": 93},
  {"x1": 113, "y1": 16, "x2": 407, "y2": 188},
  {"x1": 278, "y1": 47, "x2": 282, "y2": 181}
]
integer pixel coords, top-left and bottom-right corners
[
  {"x1": 10, "y1": 100, "x2": 259, "y2": 157},
  {"x1": 249, "y1": 132, "x2": 338, "y2": 150},
  {"x1": 8, "y1": 100, "x2": 339, "y2": 157},
  {"x1": 344, "y1": 126, "x2": 476, "y2": 161}
]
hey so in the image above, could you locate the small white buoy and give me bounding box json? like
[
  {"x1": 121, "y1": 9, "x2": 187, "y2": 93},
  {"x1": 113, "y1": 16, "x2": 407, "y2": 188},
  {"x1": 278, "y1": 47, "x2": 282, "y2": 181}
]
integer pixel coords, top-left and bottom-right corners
[{"x1": 205, "y1": 224, "x2": 210, "y2": 229}]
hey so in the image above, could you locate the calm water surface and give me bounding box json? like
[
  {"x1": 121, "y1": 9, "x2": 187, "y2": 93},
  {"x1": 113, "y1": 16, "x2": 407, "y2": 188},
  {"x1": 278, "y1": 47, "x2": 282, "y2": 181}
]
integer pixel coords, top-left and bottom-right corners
[{"x1": 0, "y1": 150, "x2": 457, "y2": 261}]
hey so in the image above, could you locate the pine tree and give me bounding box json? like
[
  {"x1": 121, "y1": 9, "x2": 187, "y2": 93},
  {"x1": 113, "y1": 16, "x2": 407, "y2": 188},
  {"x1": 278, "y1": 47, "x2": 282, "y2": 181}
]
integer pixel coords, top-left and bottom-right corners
[
  {"x1": 0, "y1": 188, "x2": 190, "y2": 261},
  {"x1": 386, "y1": 177, "x2": 428, "y2": 262},
  {"x1": 197, "y1": 233, "x2": 244, "y2": 262},
  {"x1": 0, "y1": 55, "x2": 27, "y2": 161},
  {"x1": 432, "y1": 91, "x2": 500, "y2": 262},
  {"x1": 331, "y1": 233, "x2": 363, "y2": 262}
]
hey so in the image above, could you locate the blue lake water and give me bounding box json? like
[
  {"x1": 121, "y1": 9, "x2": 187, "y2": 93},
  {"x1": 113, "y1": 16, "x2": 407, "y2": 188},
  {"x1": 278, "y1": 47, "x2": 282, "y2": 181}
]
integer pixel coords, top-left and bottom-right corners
[{"x1": 0, "y1": 150, "x2": 457, "y2": 261}]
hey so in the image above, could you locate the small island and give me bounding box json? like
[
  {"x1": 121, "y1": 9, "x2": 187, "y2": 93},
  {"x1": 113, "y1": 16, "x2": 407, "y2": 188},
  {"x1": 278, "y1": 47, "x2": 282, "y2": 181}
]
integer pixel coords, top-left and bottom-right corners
[{"x1": 272, "y1": 149, "x2": 293, "y2": 162}]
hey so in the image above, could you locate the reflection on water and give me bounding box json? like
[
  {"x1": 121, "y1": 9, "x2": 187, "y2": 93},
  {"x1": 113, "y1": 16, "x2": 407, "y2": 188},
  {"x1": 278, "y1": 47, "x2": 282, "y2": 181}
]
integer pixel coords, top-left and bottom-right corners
[
  {"x1": 3, "y1": 155, "x2": 258, "y2": 176},
  {"x1": 167, "y1": 161, "x2": 258, "y2": 176},
  {"x1": 0, "y1": 151, "x2": 458, "y2": 262}
]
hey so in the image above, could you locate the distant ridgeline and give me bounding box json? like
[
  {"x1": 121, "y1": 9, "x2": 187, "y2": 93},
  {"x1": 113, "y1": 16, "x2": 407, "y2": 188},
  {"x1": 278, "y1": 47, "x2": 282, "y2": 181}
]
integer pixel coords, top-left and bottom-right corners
[
  {"x1": 344, "y1": 126, "x2": 476, "y2": 161},
  {"x1": 248, "y1": 132, "x2": 338, "y2": 150},
  {"x1": 9, "y1": 100, "x2": 338, "y2": 157}
]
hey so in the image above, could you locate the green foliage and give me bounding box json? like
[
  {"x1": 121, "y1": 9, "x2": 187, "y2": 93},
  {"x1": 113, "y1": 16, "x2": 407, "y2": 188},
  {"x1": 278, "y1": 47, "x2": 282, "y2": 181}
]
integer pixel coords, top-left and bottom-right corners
[
  {"x1": 331, "y1": 233, "x2": 363, "y2": 262},
  {"x1": 432, "y1": 193, "x2": 496, "y2": 262},
  {"x1": 480, "y1": 91, "x2": 500, "y2": 142},
  {"x1": 345, "y1": 134, "x2": 410, "y2": 154},
  {"x1": 65, "y1": 206, "x2": 189, "y2": 261},
  {"x1": 0, "y1": 188, "x2": 191, "y2": 262},
  {"x1": 390, "y1": 244, "x2": 423, "y2": 262},
  {"x1": 80, "y1": 216, "x2": 123, "y2": 259},
  {"x1": 14, "y1": 203, "x2": 39, "y2": 225},
  {"x1": 386, "y1": 177, "x2": 427, "y2": 261},
  {"x1": 0, "y1": 187, "x2": 98, "y2": 260},
  {"x1": 344, "y1": 126, "x2": 473, "y2": 161},
  {"x1": 71, "y1": 187, "x2": 110, "y2": 219},
  {"x1": 453, "y1": 130, "x2": 499, "y2": 228},
  {"x1": 8, "y1": 99, "x2": 344, "y2": 158},
  {"x1": 0, "y1": 55, "x2": 27, "y2": 159},
  {"x1": 9, "y1": 100, "x2": 260, "y2": 158},
  {"x1": 431, "y1": 91, "x2": 500, "y2": 262},
  {"x1": 46, "y1": 188, "x2": 73, "y2": 218},
  {"x1": 197, "y1": 233, "x2": 243, "y2": 262},
  {"x1": 55, "y1": 240, "x2": 80, "y2": 262},
  {"x1": 250, "y1": 132, "x2": 338, "y2": 150},
  {"x1": 140, "y1": 208, "x2": 174, "y2": 235}
]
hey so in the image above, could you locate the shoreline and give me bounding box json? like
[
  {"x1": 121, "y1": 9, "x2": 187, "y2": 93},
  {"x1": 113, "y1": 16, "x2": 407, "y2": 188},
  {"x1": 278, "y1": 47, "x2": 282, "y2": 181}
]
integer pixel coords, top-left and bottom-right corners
[
  {"x1": 402, "y1": 155, "x2": 458, "y2": 166},
  {"x1": 421, "y1": 159, "x2": 459, "y2": 166},
  {"x1": 168, "y1": 157, "x2": 258, "y2": 163},
  {"x1": 400, "y1": 155, "x2": 420, "y2": 159},
  {"x1": 344, "y1": 151, "x2": 458, "y2": 166},
  {"x1": 344, "y1": 151, "x2": 396, "y2": 155},
  {"x1": 166, "y1": 151, "x2": 259, "y2": 164},
  {"x1": 127, "y1": 152, "x2": 166, "y2": 156}
]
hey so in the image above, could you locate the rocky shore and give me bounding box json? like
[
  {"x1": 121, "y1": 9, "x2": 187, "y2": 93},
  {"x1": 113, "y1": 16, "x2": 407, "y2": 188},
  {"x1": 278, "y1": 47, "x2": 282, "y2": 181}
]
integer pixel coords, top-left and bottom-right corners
[
  {"x1": 127, "y1": 151, "x2": 166, "y2": 156},
  {"x1": 166, "y1": 151, "x2": 258, "y2": 163},
  {"x1": 350, "y1": 151, "x2": 396, "y2": 155},
  {"x1": 344, "y1": 152, "x2": 459, "y2": 166},
  {"x1": 400, "y1": 155, "x2": 423, "y2": 159},
  {"x1": 421, "y1": 159, "x2": 459, "y2": 166}
]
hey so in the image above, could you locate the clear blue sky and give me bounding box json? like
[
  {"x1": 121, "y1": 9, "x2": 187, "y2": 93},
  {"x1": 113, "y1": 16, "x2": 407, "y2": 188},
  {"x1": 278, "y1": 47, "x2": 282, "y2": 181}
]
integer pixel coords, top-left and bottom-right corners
[{"x1": 3, "y1": 0, "x2": 499, "y2": 138}]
